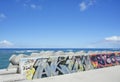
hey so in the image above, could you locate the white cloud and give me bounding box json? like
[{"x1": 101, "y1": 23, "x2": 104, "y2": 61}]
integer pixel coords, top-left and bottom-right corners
[
  {"x1": 87, "y1": 36, "x2": 120, "y2": 48},
  {"x1": 0, "y1": 40, "x2": 14, "y2": 48},
  {"x1": 79, "y1": 2, "x2": 87, "y2": 11},
  {"x1": 17, "y1": 0, "x2": 42, "y2": 10},
  {"x1": 0, "y1": 13, "x2": 6, "y2": 21},
  {"x1": 105, "y1": 36, "x2": 120, "y2": 42},
  {"x1": 23, "y1": 3, "x2": 42, "y2": 10},
  {"x1": 79, "y1": 0, "x2": 95, "y2": 11},
  {"x1": 30, "y1": 4, "x2": 42, "y2": 10},
  {"x1": 30, "y1": 4, "x2": 37, "y2": 9}
]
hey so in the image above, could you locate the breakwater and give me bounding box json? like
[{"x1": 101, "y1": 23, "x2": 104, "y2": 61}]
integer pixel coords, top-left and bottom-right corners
[{"x1": 18, "y1": 51, "x2": 120, "y2": 80}]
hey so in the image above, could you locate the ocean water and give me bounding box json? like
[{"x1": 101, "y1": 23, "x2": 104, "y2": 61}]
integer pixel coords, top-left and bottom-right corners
[{"x1": 0, "y1": 48, "x2": 120, "y2": 69}]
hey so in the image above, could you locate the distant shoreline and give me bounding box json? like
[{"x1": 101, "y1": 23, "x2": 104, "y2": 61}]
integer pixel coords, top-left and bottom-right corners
[{"x1": 0, "y1": 48, "x2": 120, "y2": 50}]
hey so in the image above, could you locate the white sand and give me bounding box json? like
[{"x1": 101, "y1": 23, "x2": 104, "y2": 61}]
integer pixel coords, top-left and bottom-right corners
[
  {"x1": 21, "y1": 65, "x2": 120, "y2": 82},
  {"x1": 0, "y1": 65, "x2": 120, "y2": 82}
]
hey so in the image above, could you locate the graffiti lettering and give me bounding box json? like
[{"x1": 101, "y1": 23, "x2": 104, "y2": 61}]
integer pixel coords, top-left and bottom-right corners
[{"x1": 20, "y1": 52, "x2": 120, "y2": 80}]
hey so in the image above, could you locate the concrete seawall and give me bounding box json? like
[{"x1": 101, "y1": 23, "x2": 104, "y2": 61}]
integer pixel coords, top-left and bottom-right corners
[
  {"x1": 0, "y1": 51, "x2": 120, "y2": 82},
  {"x1": 22, "y1": 65, "x2": 120, "y2": 82},
  {"x1": 19, "y1": 52, "x2": 120, "y2": 80}
]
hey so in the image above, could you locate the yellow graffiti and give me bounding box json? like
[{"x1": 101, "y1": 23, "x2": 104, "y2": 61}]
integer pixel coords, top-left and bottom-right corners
[
  {"x1": 26, "y1": 67, "x2": 35, "y2": 80},
  {"x1": 92, "y1": 62, "x2": 98, "y2": 68}
]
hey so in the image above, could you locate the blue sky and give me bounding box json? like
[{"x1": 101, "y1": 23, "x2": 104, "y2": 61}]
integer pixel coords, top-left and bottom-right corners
[{"x1": 0, "y1": 0, "x2": 120, "y2": 48}]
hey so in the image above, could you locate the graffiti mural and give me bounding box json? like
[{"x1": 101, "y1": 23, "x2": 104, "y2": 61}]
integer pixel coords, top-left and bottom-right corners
[
  {"x1": 20, "y1": 52, "x2": 120, "y2": 80},
  {"x1": 79, "y1": 55, "x2": 93, "y2": 71},
  {"x1": 90, "y1": 53, "x2": 117, "y2": 68},
  {"x1": 20, "y1": 58, "x2": 37, "y2": 80},
  {"x1": 90, "y1": 54, "x2": 105, "y2": 68},
  {"x1": 104, "y1": 53, "x2": 117, "y2": 66},
  {"x1": 20, "y1": 55, "x2": 93, "y2": 79},
  {"x1": 115, "y1": 53, "x2": 120, "y2": 65}
]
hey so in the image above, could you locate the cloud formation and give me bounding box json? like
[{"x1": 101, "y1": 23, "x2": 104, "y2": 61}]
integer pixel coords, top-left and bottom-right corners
[
  {"x1": 105, "y1": 36, "x2": 120, "y2": 42},
  {"x1": 79, "y1": 0, "x2": 95, "y2": 11},
  {"x1": 23, "y1": 3, "x2": 42, "y2": 10},
  {"x1": 30, "y1": 4, "x2": 42, "y2": 10},
  {"x1": 0, "y1": 13, "x2": 6, "y2": 21},
  {"x1": 87, "y1": 36, "x2": 120, "y2": 48},
  {"x1": 79, "y1": 2, "x2": 87, "y2": 11},
  {"x1": 16, "y1": 0, "x2": 42, "y2": 10},
  {"x1": 0, "y1": 40, "x2": 14, "y2": 48}
]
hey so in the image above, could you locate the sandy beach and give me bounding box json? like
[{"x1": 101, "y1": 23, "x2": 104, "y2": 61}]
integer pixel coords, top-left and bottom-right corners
[{"x1": 20, "y1": 65, "x2": 120, "y2": 82}]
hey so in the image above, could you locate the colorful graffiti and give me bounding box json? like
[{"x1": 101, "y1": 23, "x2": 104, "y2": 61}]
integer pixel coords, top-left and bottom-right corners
[
  {"x1": 90, "y1": 53, "x2": 117, "y2": 68},
  {"x1": 20, "y1": 52, "x2": 120, "y2": 80},
  {"x1": 20, "y1": 55, "x2": 92, "y2": 79},
  {"x1": 115, "y1": 53, "x2": 120, "y2": 64}
]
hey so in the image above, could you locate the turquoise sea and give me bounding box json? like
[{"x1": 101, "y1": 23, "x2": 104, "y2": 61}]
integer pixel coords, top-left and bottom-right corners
[{"x1": 0, "y1": 48, "x2": 120, "y2": 69}]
